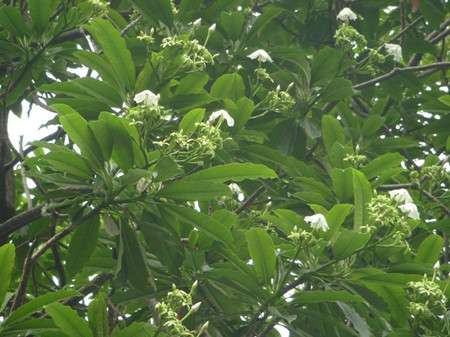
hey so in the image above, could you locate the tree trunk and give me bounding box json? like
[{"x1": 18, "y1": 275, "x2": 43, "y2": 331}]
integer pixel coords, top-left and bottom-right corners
[{"x1": 0, "y1": 107, "x2": 15, "y2": 223}]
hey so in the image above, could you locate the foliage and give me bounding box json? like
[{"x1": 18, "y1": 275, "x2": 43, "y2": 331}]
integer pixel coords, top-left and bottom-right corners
[{"x1": 0, "y1": 1, "x2": 449, "y2": 337}]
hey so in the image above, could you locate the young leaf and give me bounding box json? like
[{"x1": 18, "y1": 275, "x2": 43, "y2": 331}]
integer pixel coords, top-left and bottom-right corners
[
  {"x1": 46, "y1": 303, "x2": 93, "y2": 337},
  {"x1": 245, "y1": 228, "x2": 276, "y2": 284},
  {"x1": 0, "y1": 243, "x2": 15, "y2": 306}
]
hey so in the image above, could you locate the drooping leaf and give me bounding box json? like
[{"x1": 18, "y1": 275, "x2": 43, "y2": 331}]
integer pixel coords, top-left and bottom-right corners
[{"x1": 0, "y1": 243, "x2": 15, "y2": 306}]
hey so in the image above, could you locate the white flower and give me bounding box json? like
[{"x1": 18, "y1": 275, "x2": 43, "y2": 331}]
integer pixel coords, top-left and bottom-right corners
[
  {"x1": 388, "y1": 188, "x2": 413, "y2": 204},
  {"x1": 399, "y1": 202, "x2": 420, "y2": 220},
  {"x1": 133, "y1": 90, "x2": 160, "y2": 107},
  {"x1": 208, "y1": 109, "x2": 235, "y2": 127},
  {"x1": 337, "y1": 7, "x2": 357, "y2": 22},
  {"x1": 208, "y1": 23, "x2": 216, "y2": 32},
  {"x1": 304, "y1": 214, "x2": 329, "y2": 232},
  {"x1": 385, "y1": 43, "x2": 402, "y2": 62},
  {"x1": 136, "y1": 177, "x2": 150, "y2": 193},
  {"x1": 193, "y1": 18, "x2": 202, "y2": 27},
  {"x1": 247, "y1": 49, "x2": 273, "y2": 63},
  {"x1": 190, "y1": 302, "x2": 202, "y2": 313},
  {"x1": 228, "y1": 183, "x2": 241, "y2": 194}
]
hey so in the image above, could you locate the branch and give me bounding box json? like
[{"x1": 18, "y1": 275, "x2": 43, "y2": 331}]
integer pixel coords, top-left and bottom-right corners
[
  {"x1": 63, "y1": 273, "x2": 113, "y2": 306},
  {"x1": 353, "y1": 62, "x2": 450, "y2": 90},
  {"x1": 0, "y1": 205, "x2": 43, "y2": 239}
]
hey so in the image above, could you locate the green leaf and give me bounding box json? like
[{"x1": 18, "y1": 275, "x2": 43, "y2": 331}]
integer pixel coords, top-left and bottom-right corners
[
  {"x1": 4, "y1": 290, "x2": 79, "y2": 325},
  {"x1": 42, "y1": 151, "x2": 93, "y2": 179},
  {"x1": 88, "y1": 294, "x2": 109, "y2": 337},
  {"x1": 111, "y1": 322, "x2": 157, "y2": 337},
  {"x1": 321, "y1": 78, "x2": 353, "y2": 102},
  {"x1": 331, "y1": 168, "x2": 354, "y2": 202},
  {"x1": 58, "y1": 111, "x2": 104, "y2": 167},
  {"x1": 158, "y1": 181, "x2": 231, "y2": 201},
  {"x1": 362, "y1": 153, "x2": 404, "y2": 180},
  {"x1": 40, "y1": 78, "x2": 122, "y2": 107},
  {"x1": 176, "y1": 72, "x2": 209, "y2": 95},
  {"x1": 119, "y1": 221, "x2": 154, "y2": 291},
  {"x1": 75, "y1": 51, "x2": 123, "y2": 93},
  {"x1": 245, "y1": 228, "x2": 276, "y2": 284},
  {"x1": 179, "y1": 108, "x2": 205, "y2": 136},
  {"x1": 246, "y1": 5, "x2": 283, "y2": 41},
  {"x1": 66, "y1": 216, "x2": 100, "y2": 278},
  {"x1": 311, "y1": 47, "x2": 344, "y2": 84},
  {"x1": 0, "y1": 6, "x2": 29, "y2": 36},
  {"x1": 294, "y1": 290, "x2": 364, "y2": 304},
  {"x1": 362, "y1": 115, "x2": 385, "y2": 136},
  {"x1": 85, "y1": 19, "x2": 135, "y2": 92},
  {"x1": 415, "y1": 234, "x2": 444, "y2": 266},
  {"x1": 28, "y1": 0, "x2": 54, "y2": 34},
  {"x1": 161, "y1": 204, "x2": 233, "y2": 245},
  {"x1": 420, "y1": 0, "x2": 445, "y2": 28},
  {"x1": 89, "y1": 120, "x2": 113, "y2": 161},
  {"x1": 99, "y1": 112, "x2": 134, "y2": 171},
  {"x1": 46, "y1": 303, "x2": 93, "y2": 337},
  {"x1": 224, "y1": 97, "x2": 255, "y2": 131},
  {"x1": 211, "y1": 73, "x2": 245, "y2": 101},
  {"x1": 130, "y1": 0, "x2": 173, "y2": 27},
  {"x1": 338, "y1": 303, "x2": 371, "y2": 337},
  {"x1": 0, "y1": 243, "x2": 15, "y2": 305},
  {"x1": 333, "y1": 229, "x2": 370, "y2": 259},
  {"x1": 326, "y1": 204, "x2": 353, "y2": 241},
  {"x1": 352, "y1": 169, "x2": 372, "y2": 230},
  {"x1": 322, "y1": 115, "x2": 345, "y2": 154},
  {"x1": 184, "y1": 163, "x2": 277, "y2": 183}
]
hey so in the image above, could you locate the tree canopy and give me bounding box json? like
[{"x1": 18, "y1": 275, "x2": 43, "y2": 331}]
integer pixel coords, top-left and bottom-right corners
[{"x1": 0, "y1": 1, "x2": 449, "y2": 337}]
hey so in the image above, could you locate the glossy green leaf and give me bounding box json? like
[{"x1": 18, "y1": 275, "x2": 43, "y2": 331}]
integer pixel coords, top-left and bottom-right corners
[
  {"x1": 352, "y1": 169, "x2": 372, "y2": 230},
  {"x1": 415, "y1": 234, "x2": 444, "y2": 266},
  {"x1": 158, "y1": 181, "x2": 231, "y2": 201},
  {"x1": 211, "y1": 73, "x2": 245, "y2": 101},
  {"x1": 333, "y1": 229, "x2": 370, "y2": 259}
]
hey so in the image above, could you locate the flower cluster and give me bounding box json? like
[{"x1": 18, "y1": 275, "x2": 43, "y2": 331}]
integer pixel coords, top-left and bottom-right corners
[
  {"x1": 288, "y1": 225, "x2": 314, "y2": 247},
  {"x1": 334, "y1": 24, "x2": 367, "y2": 55},
  {"x1": 365, "y1": 194, "x2": 410, "y2": 241},
  {"x1": 304, "y1": 214, "x2": 329, "y2": 232},
  {"x1": 384, "y1": 43, "x2": 402, "y2": 63},
  {"x1": 161, "y1": 35, "x2": 214, "y2": 71},
  {"x1": 343, "y1": 153, "x2": 367, "y2": 168},
  {"x1": 155, "y1": 122, "x2": 224, "y2": 164},
  {"x1": 156, "y1": 283, "x2": 208, "y2": 337},
  {"x1": 407, "y1": 274, "x2": 447, "y2": 321},
  {"x1": 266, "y1": 86, "x2": 295, "y2": 113}
]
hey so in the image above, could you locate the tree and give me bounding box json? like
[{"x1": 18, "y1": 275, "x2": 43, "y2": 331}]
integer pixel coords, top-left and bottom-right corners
[{"x1": 0, "y1": 0, "x2": 449, "y2": 336}]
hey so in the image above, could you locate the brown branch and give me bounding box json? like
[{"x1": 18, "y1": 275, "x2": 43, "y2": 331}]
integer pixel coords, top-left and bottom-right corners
[
  {"x1": 0, "y1": 205, "x2": 43, "y2": 239},
  {"x1": 63, "y1": 273, "x2": 113, "y2": 307},
  {"x1": 11, "y1": 240, "x2": 37, "y2": 311},
  {"x1": 353, "y1": 62, "x2": 450, "y2": 90},
  {"x1": 31, "y1": 224, "x2": 75, "y2": 262}
]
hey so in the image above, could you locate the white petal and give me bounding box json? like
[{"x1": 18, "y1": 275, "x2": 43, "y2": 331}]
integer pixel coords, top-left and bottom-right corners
[
  {"x1": 388, "y1": 188, "x2": 413, "y2": 204},
  {"x1": 304, "y1": 214, "x2": 329, "y2": 231},
  {"x1": 247, "y1": 49, "x2": 273, "y2": 63},
  {"x1": 133, "y1": 90, "x2": 160, "y2": 107},
  {"x1": 208, "y1": 110, "x2": 235, "y2": 127},
  {"x1": 385, "y1": 43, "x2": 402, "y2": 62},
  {"x1": 337, "y1": 7, "x2": 357, "y2": 22},
  {"x1": 399, "y1": 203, "x2": 420, "y2": 220},
  {"x1": 208, "y1": 23, "x2": 216, "y2": 32},
  {"x1": 193, "y1": 18, "x2": 202, "y2": 27}
]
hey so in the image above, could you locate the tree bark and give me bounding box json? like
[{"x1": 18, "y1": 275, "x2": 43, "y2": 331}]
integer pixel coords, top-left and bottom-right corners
[{"x1": 0, "y1": 106, "x2": 15, "y2": 224}]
